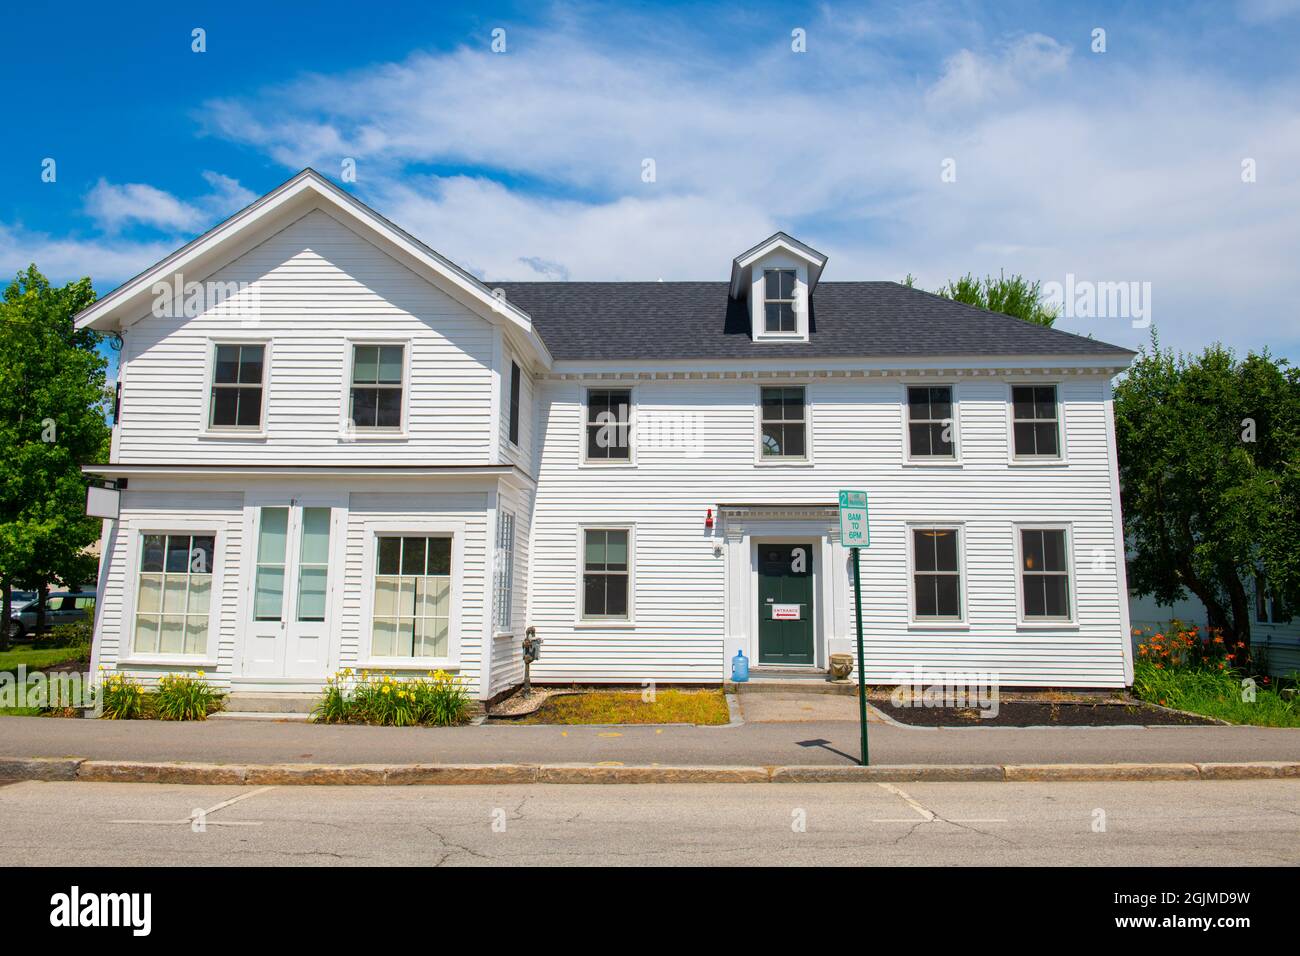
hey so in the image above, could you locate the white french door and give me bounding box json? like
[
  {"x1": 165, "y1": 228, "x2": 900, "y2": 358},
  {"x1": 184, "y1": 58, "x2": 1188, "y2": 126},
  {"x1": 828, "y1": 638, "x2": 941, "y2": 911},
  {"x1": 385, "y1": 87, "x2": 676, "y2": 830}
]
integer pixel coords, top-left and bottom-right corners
[{"x1": 240, "y1": 498, "x2": 342, "y2": 679}]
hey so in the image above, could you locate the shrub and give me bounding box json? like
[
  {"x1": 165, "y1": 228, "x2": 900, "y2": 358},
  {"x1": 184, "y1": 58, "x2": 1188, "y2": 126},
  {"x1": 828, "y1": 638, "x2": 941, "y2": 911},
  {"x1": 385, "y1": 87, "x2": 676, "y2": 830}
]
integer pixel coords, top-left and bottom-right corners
[
  {"x1": 50, "y1": 614, "x2": 93, "y2": 664},
  {"x1": 154, "y1": 671, "x2": 225, "y2": 721},
  {"x1": 313, "y1": 668, "x2": 472, "y2": 727},
  {"x1": 99, "y1": 671, "x2": 150, "y2": 720}
]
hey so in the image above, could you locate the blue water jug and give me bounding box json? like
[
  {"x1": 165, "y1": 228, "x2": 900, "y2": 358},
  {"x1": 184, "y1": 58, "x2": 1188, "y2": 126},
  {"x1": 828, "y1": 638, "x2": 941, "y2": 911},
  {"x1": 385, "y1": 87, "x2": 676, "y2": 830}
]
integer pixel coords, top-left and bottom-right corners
[{"x1": 731, "y1": 649, "x2": 749, "y2": 683}]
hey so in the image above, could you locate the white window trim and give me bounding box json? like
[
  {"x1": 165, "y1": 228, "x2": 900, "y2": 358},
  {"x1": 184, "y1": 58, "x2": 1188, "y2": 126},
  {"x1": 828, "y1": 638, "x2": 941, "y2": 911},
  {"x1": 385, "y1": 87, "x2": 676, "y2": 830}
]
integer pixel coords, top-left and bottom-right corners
[
  {"x1": 1013, "y1": 522, "x2": 1078, "y2": 628},
  {"x1": 1006, "y1": 380, "x2": 1068, "y2": 465},
  {"x1": 751, "y1": 255, "x2": 810, "y2": 343},
  {"x1": 356, "y1": 519, "x2": 466, "y2": 669},
  {"x1": 754, "y1": 383, "x2": 814, "y2": 465},
  {"x1": 200, "y1": 337, "x2": 271, "y2": 439},
  {"x1": 579, "y1": 385, "x2": 636, "y2": 467},
  {"x1": 575, "y1": 524, "x2": 636, "y2": 627},
  {"x1": 340, "y1": 337, "x2": 412, "y2": 441},
  {"x1": 901, "y1": 381, "x2": 962, "y2": 467},
  {"x1": 905, "y1": 522, "x2": 969, "y2": 627},
  {"x1": 118, "y1": 522, "x2": 224, "y2": 667}
]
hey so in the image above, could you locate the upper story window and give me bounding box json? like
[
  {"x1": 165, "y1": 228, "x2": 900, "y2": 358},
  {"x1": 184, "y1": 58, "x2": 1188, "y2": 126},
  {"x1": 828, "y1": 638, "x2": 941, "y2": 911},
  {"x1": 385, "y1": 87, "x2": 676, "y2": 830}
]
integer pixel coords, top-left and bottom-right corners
[
  {"x1": 760, "y1": 386, "x2": 807, "y2": 460},
  {"x1": 907, "y1": 386, "x2": 955, "y2": 459},
  {"x1": 209, "y1": 343, "x2": 265, "y2": 429},
  {"x1": 1019, "y1": 527, "x2": 1072, "y2": 621},
  {"x1": 351, "y1": 344, "x2": 404, "y2": 430},
  {"x1": 508, "y1": 361, "x2": 522, "y2": 446},
  {"x1": 1011, "y1": 385, "x2": 1060, "y2": 458},
  {"x1": 585, "y1": 388, "x2": 631, "y2": 461},
  {"x1": 763, "y1": 269, "x2": 798, "y2": 333}
]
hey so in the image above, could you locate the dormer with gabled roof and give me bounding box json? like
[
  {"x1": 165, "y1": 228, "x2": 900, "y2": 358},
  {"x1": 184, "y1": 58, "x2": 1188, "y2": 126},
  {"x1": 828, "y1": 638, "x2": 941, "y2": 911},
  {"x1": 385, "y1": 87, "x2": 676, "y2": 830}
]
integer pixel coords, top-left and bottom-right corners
[{"x1": 728, "y1": 232, "x2": 828, "y2": 344}]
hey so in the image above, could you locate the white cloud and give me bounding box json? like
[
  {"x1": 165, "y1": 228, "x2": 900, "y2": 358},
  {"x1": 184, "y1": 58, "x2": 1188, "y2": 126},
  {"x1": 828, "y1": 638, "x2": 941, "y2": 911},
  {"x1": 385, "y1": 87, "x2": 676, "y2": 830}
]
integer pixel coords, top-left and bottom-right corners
[
  {"x1": 925, "y1": 34, "x2": 1072, "y2": 110},
  {"x1": 83, "y1": 171, "x2": 256, "y2": 234},
  {"x1": 43, "y1": 14, "x2": 1299, "y2": 357},
  {"x1": 0, "y1": 222, "x2": 174, "y2": 286}
]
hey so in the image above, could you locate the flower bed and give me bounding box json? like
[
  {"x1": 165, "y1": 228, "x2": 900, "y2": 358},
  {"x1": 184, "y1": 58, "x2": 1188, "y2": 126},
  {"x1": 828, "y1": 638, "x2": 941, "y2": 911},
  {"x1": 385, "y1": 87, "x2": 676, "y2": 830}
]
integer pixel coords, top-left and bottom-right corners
[
  {"x1": 313, "y1": 668, "x2": 473, "y2": 727},
  {"x1": 1132, "y1": 623, "x2": 1300, "y2": 727}
]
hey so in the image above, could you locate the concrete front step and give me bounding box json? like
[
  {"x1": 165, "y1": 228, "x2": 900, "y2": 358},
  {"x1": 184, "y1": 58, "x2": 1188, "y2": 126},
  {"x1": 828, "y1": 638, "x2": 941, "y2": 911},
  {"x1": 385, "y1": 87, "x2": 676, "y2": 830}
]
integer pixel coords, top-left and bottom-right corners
[
  {"x1": 225, "y1": 692, "x2": 319, "y2": 714},
  {"x1": 726, "y1": 678, "x2": 858, "y2": 696}
]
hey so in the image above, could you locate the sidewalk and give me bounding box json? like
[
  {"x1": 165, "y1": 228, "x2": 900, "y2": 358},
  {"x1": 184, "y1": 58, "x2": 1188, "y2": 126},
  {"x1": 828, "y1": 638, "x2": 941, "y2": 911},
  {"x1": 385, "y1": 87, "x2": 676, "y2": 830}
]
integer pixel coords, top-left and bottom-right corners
[{"x1": 3, "y1": 714, "x2": 1299, "y2": 769}]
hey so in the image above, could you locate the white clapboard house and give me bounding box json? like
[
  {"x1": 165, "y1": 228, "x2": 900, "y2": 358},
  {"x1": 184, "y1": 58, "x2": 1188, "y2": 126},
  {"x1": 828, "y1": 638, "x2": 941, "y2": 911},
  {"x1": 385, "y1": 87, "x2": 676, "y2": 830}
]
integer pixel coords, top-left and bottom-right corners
[{"x1": 78, "y1": 169, "x2": 1137, "y2": 702}]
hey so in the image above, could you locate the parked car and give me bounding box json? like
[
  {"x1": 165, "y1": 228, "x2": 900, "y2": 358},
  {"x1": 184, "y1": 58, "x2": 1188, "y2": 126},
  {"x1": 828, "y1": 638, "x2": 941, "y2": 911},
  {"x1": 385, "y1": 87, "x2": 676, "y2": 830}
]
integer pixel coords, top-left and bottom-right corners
[{"x1": 7, "y1": 591, "x2": 96, "y2": 641}]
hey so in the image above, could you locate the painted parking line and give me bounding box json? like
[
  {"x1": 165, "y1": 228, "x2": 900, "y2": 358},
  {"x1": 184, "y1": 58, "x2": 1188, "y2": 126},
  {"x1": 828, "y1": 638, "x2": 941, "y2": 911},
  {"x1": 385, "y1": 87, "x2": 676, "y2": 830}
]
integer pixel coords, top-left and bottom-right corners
[
  {"x1": 871, "y1": 782, "x2": 1006, "y2": 824},
  {"x1": 111, "y1": 786, "x2": 276, "y2": 829}
]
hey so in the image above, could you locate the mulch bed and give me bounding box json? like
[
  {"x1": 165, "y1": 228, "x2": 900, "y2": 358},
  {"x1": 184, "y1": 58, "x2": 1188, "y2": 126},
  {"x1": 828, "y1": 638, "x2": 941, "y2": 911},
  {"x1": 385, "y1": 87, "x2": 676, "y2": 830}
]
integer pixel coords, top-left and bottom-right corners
[{"x1": 869, "y1": 695, "x2": 1219, "y2": 727}]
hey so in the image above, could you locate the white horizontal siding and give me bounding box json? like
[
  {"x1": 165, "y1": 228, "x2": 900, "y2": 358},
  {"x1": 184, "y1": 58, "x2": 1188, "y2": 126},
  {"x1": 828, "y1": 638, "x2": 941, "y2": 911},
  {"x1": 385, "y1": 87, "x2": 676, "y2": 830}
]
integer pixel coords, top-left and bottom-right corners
[
  {"x1": 526, "y1": 375, "x2": 1129, "y2": 687},
  {"x1": 93, "y1": 490, "x2": 245, "y2": 689},
  {"x1": 116, "y1": 209, "x2": 495, "y2": 464}
]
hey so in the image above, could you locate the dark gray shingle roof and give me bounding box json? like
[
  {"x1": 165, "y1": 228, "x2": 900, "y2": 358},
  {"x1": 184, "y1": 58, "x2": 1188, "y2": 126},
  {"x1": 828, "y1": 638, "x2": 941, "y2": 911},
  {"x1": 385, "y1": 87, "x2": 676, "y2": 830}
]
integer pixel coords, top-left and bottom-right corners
[{"x1": 490, "y1": 281, "x2": 1133, "y2": 362}]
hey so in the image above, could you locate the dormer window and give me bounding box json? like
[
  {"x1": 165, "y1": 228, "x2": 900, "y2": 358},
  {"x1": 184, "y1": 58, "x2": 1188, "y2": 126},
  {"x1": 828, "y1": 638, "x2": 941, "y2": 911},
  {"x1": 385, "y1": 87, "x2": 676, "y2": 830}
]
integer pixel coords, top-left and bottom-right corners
[
  {"x1": 764, "y1": 269, "x2": 798, "y2": 333},
  {"x1": 729, "y1": 232, "x2": 827, "y2": 345}
]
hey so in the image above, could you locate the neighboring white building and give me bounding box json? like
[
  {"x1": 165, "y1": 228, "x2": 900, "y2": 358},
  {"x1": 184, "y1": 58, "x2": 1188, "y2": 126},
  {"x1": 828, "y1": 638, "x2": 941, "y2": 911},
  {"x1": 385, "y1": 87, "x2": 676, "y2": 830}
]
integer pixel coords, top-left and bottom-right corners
[
  {"x1": 79, "y1": 170, "x2": 1138, "y2": 701},
  {"x1": 1130, "y1": 590, "x2": 1300, "y2": 678}
]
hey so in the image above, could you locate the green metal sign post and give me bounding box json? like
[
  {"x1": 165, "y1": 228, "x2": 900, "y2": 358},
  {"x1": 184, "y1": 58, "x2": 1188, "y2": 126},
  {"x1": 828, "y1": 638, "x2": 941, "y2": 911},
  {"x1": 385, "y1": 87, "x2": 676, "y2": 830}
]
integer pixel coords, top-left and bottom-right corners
[{"x1": 838, "y1": 490, "x2": 870, "y2": 766}]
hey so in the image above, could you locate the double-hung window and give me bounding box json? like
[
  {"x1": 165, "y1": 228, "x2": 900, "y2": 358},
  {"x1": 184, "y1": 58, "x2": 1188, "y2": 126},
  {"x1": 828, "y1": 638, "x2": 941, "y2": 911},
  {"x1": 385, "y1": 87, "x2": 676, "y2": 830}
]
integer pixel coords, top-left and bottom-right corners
[
  {"x1": 763, "y1": 269, "x2": 797, "y2": 332},
  {"x1": 371, "y1": 536, "x2": 452, "y2": 658},
  {"x1": 582, "y1": 528, "x2": 630, "y2": 621},
  {"x1": 1011, "y1": 385, "x2": 1060, "y2": 458},
  {"x1": 350, "y1": 344, "x2": 404, "y2": 430},
  {"x1": 911, "y1": 527, "x2": 963, "y2": 620},
  {"x1": 134, "y1": 533, "x2": 215, "y2": 656},
  {"x1": 1019, "y1": 528, "x2": 1072, "y2": 621},
  {"x1": 585, "y1": 388, "x2": 631, "y2": 461},
  {"x1": 209, "y1": 343, "x2": 265, "y2": 429},
  {"x1": 907, "y1": 386, "x2": 955, "y2": 459},
  {"x1": 760, "y1": 386, "x2": 807, "y2": 459},
  {"x1": 494, "y1": 511, "x2": 515, "y2": 632}
]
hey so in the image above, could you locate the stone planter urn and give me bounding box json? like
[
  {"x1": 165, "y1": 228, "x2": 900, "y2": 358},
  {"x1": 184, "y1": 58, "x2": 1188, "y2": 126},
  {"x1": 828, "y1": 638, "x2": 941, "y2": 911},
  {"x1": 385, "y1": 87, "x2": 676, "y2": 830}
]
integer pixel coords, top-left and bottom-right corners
[{"x1": 828, "y1": 652, "x2": 854, "y2": 682}]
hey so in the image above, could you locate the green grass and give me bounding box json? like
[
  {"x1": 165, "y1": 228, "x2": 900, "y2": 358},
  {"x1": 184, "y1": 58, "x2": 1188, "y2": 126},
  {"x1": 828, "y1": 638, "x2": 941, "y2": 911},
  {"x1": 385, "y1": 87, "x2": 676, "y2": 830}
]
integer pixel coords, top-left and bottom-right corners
[
  {"x1": 0, "y1": 643, "x2": 89, "y2": 717},
  {"x1": 0, "y1": 643, "x2": 85, "y2": 675},
  {"x1": 516, "y1": 688, "x2": 731, "y2": 725},
  {"x1": 1133, "y1": 661, "x2": 1300, "y2": 727}
]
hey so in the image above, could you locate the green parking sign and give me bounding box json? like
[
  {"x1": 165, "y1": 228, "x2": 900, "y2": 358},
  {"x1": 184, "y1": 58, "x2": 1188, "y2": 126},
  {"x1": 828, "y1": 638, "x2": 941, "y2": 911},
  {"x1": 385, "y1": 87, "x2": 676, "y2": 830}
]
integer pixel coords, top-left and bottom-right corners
[{"x1": 838, "y1": 490, "x2": 869, "y2": 548}]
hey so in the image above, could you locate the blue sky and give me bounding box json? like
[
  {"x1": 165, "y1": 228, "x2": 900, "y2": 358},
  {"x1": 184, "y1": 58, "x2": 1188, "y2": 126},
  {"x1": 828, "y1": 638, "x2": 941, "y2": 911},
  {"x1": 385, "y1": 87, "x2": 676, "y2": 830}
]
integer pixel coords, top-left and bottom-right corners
[{"x1": 4, "y1": 0, "x2": 1299, "y2": 369}]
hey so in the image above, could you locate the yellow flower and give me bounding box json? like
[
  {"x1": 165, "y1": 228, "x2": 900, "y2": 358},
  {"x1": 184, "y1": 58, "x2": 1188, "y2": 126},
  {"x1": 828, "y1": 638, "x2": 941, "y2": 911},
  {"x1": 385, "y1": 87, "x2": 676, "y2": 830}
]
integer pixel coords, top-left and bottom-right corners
[{"x1": 197, "y1": 670, "x2": 205, "y2": 678}]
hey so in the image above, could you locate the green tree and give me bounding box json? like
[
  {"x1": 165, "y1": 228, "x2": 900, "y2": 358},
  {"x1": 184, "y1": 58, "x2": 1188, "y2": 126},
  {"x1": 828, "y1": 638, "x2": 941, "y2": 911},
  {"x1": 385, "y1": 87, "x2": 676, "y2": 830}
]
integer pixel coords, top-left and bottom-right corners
[
  {"x1": 0, "y1": 266, "x2": 110, "y2": 650},
  {"x1": 935, "y1": 272, "x2": 1059, "y2": 327},
  {"x1": 1114, "y1": 334, "x2": 1300, "y2": 662}
]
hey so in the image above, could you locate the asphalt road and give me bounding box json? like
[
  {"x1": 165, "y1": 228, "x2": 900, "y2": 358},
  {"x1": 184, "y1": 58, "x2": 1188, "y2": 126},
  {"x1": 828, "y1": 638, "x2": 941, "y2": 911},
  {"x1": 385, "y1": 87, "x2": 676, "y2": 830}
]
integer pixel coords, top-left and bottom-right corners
[{"x1": 2, "y1": 779, "x2": 1296, "y2": 866}]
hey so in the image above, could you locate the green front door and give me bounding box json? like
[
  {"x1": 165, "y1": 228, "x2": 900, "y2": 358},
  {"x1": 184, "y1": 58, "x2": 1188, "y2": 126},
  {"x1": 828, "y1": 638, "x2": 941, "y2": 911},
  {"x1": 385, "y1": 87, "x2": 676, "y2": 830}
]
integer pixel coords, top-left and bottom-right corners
[{"x1": 758, "y1": 543, "x2": 815, "y2": 665}]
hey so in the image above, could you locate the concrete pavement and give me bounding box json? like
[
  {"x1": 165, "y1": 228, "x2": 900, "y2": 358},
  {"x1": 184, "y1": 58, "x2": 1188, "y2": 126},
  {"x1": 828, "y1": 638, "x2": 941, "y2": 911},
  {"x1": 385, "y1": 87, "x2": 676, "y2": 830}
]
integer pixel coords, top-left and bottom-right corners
[
  {"x1": 2, "y1": 779, "x2": 1296, "y2": 866},
  {"x1": 3, "y1": 714, "x2": 1299, "y2": 769}
]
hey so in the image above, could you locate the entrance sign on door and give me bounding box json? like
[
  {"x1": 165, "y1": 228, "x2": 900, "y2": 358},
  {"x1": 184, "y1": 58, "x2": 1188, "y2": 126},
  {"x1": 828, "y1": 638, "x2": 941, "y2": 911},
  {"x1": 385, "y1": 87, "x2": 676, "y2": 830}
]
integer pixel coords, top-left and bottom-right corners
[{"x1": 771, "y1": 603, "x2": 801, "y2": 621}]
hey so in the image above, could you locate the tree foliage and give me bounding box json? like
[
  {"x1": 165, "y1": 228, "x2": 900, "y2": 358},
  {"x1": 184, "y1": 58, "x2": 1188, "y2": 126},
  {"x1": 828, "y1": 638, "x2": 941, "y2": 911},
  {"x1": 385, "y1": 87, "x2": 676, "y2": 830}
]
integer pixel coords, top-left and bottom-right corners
[
  {"x1": 935, "y1": 272, "x2": 1059, "y2": 327},
  {"x1": 0, "y1": 266, "x2": 110, "y2": 648},
  {"x1": 1114, "y1": 334, "x2": 1300, "y2": 659}
]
